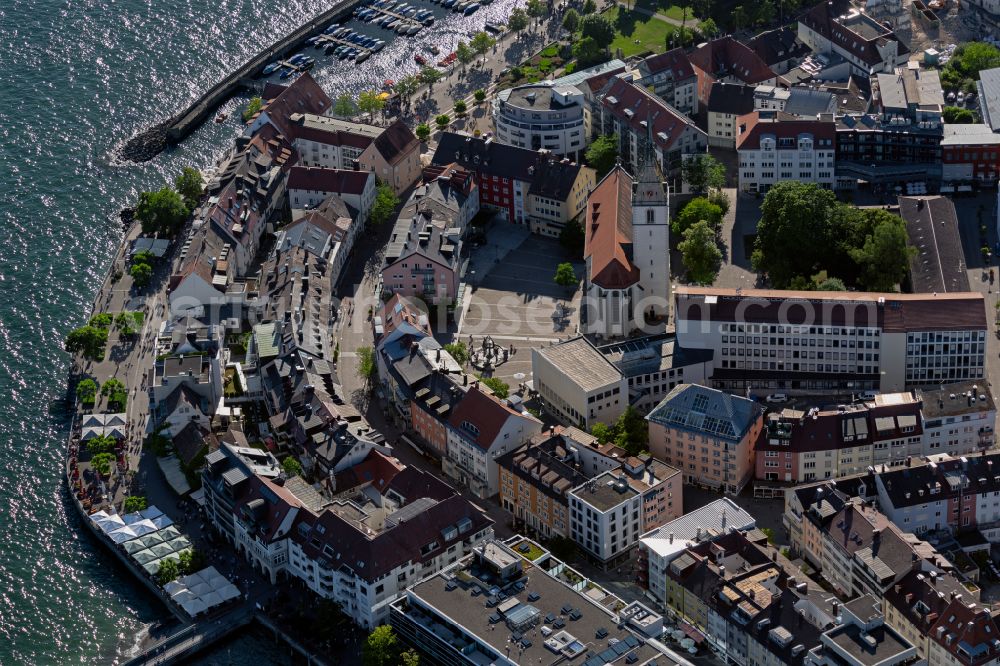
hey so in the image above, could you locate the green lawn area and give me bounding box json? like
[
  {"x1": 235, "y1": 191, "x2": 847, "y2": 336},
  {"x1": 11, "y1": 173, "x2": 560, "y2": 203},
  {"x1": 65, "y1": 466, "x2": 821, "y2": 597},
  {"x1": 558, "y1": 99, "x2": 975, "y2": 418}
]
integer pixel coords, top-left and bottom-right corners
[
  {"x1": 607, "y1": 6, "x2": 677, "y2": 57},
  {"x1": 628, "y1": 0, "x2": 695, "y2": 21},
  {"x1": 513, "y1": 539, "x2": 546, "y2": 561}
]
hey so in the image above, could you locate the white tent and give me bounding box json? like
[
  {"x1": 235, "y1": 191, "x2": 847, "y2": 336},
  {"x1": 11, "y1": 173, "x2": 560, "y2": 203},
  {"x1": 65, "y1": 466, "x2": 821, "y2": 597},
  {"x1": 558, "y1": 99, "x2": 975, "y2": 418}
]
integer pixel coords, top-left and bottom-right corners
[
  {"x1": 128, "y1": 519, "x2": 160, "y2": 537},
  {"x1": 163, "y1": 580, "x2": 186, "y2": 596},
  {"x1": 108, "y1": 526, "x2": 139, "y2": 544},
  {"x1": 89, "y1": 510, "x2": 110, "y2": 522},
  {"x1": 122, "y1": 511, "x2": 145, "y2": 525},
  {"x1": 151, "y1": 515, "x2": 173, "y2": 529},
  {"x1": 95, "y1": 514, "x2": 126, "y2": 534},
  {"x1": 200, "y1": 591, "x2": 224, "y2": 608},
  {"x1": 140, "y1": 506, "x2": 165, "y2": 521},
  {"x1": 181, "y1": 598, "x2": 209, "y2": 616},
  {"x1": 218, "y1": 584, "x2": 241, "y2": 602}
]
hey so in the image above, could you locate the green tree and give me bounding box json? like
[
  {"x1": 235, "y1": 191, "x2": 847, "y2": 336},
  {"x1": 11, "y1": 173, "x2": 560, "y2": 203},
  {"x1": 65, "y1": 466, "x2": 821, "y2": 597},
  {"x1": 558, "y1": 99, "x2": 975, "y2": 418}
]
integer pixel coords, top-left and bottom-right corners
[
  {"x1": 753, "y1": 0, "x2": 775, "y2": 25},
  {"x1": 369, "y1": 183, "x2": 400, "y2": 226},
  {"x1": 562, "y1": 8, "x2": 581, "y2": 33},
  {"x1": 811, "y1": 271, "x2": 847, "y2": 291},
  {"x1": 731, "y1": 5, "x2": 748, "y2": 29},
  {"x1": 357, "y1": 90, "x2": 386, "y2": 119},
  {"x1": 123, "y1": 496, "x2": 147, "y2": 513},
  {"x1": 116, "y1": 311, "x2": 144, "y2": 336},
  {"x1": 91, "y1": 452, "x2": 114, "y2": 477},
  {"x1": 136, "y1": 187, "x2": 188, "y2": 237},
  {"x1": 77, "y1": 378, "x2": 99, "y2": 405},
  {"x1": 156, "y1": 557, "x2": 180, "y2": 585},
  {"x1": 419, "y1": 66, "x2": 443, "y2": 89},
  {"x1": 435, "y1": 113, "x2": 451, "y2": 129},
  {"x1": 708, "y1": 188, "x2": 730, "y2": 216},
  {"x1": 559, "y1": 218, "x2": 585, "y2": 255},
  {"x1": 752, "y1": 181, "x2": 840, "y2": 287},
  {"x1": 950, "y1": 42, "x2": 1000, "y2": 78},
  {"x1": 554, "y1": 262, "x2": 577, "y2": 287},
  {"x1": 454, "y1": 99, "x2": 468, "y2": 116},
  {"x1": 474, "y1": 89, "x2": 487, "y2": 104},
  {"x1": 509, "y1": 66, "x2": 524, "y2": 82},
  {"x1": 470, "y1": 32, "x2": 496, "y2": 61},
  {"x1": 357, "y1": 346, "x2": 378, "y2": 383},
  {"x1": 65, "y1": 325, "x2": 108, "y2": 361},
  {"x1": 101, "y1": 378, "x2": 128, "y2": 410},
  {"x1": 456, "y1": 41, "x2": 475, "y2": 69},
  {"x1": 526, "y1": 0, "x2": 547, "y2": 20},
  {"x1": 444, "y1": 342, "x2": 470, "y2": 365},
  {"x1": 590, "y1": 421, "x2": 613, "y2": 443},
  {"x1": 585, "y1": 135, "x2": 618, "y2": 177},
  {"x1": 849, "y1": 211, "x2": 913, "y2": 292},
  {"x1": 401, "y1": 649, "x2": 420, "y2": 666},
  {"x1": 395, "y1": 75, "x2": 420, "y2": 103},
  {"x1": 508, "y1": 8, "x2": 530, "y2": 34},
  {"x1": 681, "y1": 154, "x2": 726, "y2": 193},
  {"x1": 698, "y1": 18, "x2": 719, "y2": 37},
  {"x1": 130, "y1": 261, "x2": 153, "y2": 288},
  {"x1": 415, "y1": 123, "x2": 431, "y2": 142},
  {"x1": 573, "y1": 36, "x2": 607, "y2": 67},
  {"x1": 282, "y1": 456, "x2": 303, "y2": 478},
  {"x1": 241, "y1": 95, "x2": 262, "y2": 122},
  {"x1": 581, "y1": 0, "x2": 597, "y2": 14},
  {"x1": 174, "y1": 166, "x2": 204, "y2": 211},
  {"x1": 90, "y1": 313, "x2": 113, "y2": 329},
  {"x1": 580, "y1": 14, "x2": 615, "y2": 44},
  {"x1": 363, "y1": 626, "x2": 401, "y2": 666},
  {"x1": 333, "y1": 94, "x2": 357, "y2": 117},
  {"x1": 944, "y1": 106, "x2": 976, "y2": 123},
  {"x1": 678, "y1": 220, "x2": 722, "y2": 285},
  {"x1": 613, "y1": 405, "x2": 649, "y2": 455},
  {"x1": 87, "y1": 434, "x2": 117, "y2": 456},
  {"x1": 673, "y1": 197, "x2": 723, "y2": 235},
  {"x1": 480, "y1": 376, "x2": 510, "y2": 399}
]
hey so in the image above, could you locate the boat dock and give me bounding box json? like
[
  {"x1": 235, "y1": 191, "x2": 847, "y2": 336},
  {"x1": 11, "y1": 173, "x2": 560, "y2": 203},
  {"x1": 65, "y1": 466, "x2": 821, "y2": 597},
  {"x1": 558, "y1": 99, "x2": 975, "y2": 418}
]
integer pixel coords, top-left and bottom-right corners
[
  {"x1": 165, "y1": 0, "x2": 366, "y2": 142},
  {"x1": 315, "y1": 34, "x2": 375, "y2": 59},
  {"x1": 121, "y1": 0, "x2": 366, "y2": 160}
]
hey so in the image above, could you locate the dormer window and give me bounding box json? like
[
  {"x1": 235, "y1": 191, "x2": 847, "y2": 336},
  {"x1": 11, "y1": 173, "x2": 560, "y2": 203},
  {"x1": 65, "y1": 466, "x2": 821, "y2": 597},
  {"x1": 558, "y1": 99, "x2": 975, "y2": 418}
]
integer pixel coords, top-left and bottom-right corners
[{"x1": 462, "y1": 421, "x2": 480, "y2": 436}]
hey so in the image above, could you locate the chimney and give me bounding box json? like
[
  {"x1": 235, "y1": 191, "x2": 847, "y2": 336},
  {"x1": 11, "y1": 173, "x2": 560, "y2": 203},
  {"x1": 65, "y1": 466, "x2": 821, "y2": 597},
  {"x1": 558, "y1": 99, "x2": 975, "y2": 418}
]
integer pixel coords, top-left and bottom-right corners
[
  {"x1": 463, "y1": 375, "x2": 468, "y2": 386},
  {"x1": 696, "y1": 526, "x2": 702, "y2": 540},
  {"x1": 832, "y1": 601, "x2": 839, "y2": 617},
  {"x1": 669, "y1": 532, "x2": 674, "y2": 544},
  {"x1": 436, "y1": 348, "x2": 441, "y2": 361}
]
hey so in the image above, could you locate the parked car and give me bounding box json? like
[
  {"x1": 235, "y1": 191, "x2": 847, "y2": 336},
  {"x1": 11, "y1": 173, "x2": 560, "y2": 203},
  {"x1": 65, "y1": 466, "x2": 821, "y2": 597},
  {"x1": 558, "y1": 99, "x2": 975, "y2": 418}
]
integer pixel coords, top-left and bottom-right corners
[
  {"x1": 765, "y1": 393, "x2": 788, "y2": 403},
  {"x1": 859, "y1": 390, "x2": 878, "y2": 401}
]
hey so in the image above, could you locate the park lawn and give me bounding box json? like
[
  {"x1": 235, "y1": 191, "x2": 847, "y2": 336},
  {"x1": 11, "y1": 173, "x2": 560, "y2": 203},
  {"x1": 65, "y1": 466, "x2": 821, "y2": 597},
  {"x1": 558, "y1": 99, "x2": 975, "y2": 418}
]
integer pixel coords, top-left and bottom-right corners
[
  {"x1": 606, "y1": 6, "x2": 677, "y2": 57},
  {"x1": 631, "y1": 0, "x2": 695, "y2": 21}
]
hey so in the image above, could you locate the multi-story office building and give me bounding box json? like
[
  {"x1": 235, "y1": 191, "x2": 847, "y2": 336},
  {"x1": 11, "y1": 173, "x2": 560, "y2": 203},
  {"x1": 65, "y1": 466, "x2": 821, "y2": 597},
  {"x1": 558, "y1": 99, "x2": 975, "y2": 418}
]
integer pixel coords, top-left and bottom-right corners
[
  {"x1": 492, "y1": 83, "x2": 586, "y2": 159},
  {"x1": 647, "y1": 383, "x2": 763, "y2": 494},
  {"x1": 737, "y1": 116, "x2": 837, "y2": 192},
  {"x1": 674, "y1": 286, "x2": 988, "y2": 393},
  {"x1": 941, "y1": 124, "x2": 1000, "y2": 184},
  {"x1": 568, "y1": 457, "x2": 681, "y2": 568}
]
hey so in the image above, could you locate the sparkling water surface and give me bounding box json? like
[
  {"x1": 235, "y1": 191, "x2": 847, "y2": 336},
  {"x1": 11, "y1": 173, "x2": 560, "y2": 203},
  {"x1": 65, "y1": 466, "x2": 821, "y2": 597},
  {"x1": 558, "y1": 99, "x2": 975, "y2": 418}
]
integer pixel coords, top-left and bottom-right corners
[{"x1": 0, "y1": 0, "x2": 519, "y2": 661}]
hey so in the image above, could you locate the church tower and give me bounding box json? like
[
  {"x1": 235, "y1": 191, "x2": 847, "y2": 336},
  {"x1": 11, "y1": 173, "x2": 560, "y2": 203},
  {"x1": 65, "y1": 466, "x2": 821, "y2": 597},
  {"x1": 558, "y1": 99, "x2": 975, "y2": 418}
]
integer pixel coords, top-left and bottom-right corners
[{"x1": 630, "y1": 119, "x2": 671, "y2": 322}]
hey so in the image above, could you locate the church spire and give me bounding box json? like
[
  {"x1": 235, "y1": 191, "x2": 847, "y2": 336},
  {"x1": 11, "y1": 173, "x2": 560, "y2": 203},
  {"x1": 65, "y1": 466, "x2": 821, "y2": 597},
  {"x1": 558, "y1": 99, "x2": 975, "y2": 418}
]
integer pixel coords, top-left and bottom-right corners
[{"x1": 634, "y1": 112, "x2": 668, "y2": 206}]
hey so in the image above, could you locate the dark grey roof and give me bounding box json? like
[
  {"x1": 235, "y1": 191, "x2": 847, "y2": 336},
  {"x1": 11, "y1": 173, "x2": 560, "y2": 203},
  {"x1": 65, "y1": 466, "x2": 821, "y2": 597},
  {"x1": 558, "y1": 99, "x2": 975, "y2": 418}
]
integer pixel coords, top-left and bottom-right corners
[
  {"x1": 979, "y1": 67, "x2": 1000, "y2": 132},
  {"x1": 527, "y1": 158, "x2": 585, "y2": 201},
  {"x1": 707, "y1": 82, "x2": 756, "y2": 115},
  {"x1": 432, "y1": 132, "x2": 536, "y2": 182},
  {"x1": 648, "y1": 384, "x2": 762, "y2": 442},
  {"x1": 918, "y1": 381, "x2": 995, "y2": 418},
  {"x1": 898, "y1": 196, "x2": 970, "y2": 294}
]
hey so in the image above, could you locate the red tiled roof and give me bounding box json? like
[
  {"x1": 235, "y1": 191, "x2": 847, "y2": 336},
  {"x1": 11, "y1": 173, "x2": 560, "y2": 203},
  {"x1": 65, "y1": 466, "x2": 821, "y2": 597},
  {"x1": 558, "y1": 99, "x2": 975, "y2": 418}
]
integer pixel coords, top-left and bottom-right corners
[
  {"x1": 584, "y1": 166, "x2": 639, "y2": 290},
  {"x1": 689, "y1": 37, "x2": 777, "y2": 85},
  {"x1": 333, "y1": 449, "x2": 405, "y2": 492},
  {"x1": 928, "y1": 600, "x2": 1000, "y2": 665},
  {"x1": 639, "y1": 48, "x2": 695, "y2": 80},
  {"x1": 287, "y1": 166, "x2": 372, "y2": 196},
  {"x1": 447, "y1": 385, "x2": 521, "y2": 451},
  {"x1": 601, "y1": 78, "x2": 702, "y2": 153},
  {"x1": 260, "y1": 72, "x2": 332, "y2": 137},
  {"x1": 736, "y1": 117, "x2": 836, "y2": 151}
]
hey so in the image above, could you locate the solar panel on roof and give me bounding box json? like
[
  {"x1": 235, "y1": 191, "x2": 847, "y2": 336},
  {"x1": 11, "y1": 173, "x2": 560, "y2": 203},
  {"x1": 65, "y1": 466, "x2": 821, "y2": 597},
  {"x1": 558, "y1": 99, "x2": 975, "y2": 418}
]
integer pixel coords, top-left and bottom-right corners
[
  {"x1": 600, "y1": 648, "x2": 618, "y2": 661},
  {"x1": 624, "y1": 635, "x2": 639, "y2": 647},
  {"x1": 613, "y1": 642, "x2": 630, "y2": 655}
]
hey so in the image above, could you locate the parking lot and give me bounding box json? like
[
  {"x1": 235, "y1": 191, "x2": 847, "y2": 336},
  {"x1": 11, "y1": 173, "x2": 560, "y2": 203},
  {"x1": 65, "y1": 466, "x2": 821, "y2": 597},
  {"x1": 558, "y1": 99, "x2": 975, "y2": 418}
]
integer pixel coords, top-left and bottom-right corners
[{"x1": 455, "y1": 233, "x2": 584, "y2": 385}]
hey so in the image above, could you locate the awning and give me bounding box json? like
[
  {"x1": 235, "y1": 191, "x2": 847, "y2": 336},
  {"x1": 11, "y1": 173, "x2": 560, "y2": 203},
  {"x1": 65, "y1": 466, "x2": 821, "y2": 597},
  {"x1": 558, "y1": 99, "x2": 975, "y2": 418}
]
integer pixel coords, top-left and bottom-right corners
[{"x1": 680, "y1": 621, "x2": 705, "y2": 644}]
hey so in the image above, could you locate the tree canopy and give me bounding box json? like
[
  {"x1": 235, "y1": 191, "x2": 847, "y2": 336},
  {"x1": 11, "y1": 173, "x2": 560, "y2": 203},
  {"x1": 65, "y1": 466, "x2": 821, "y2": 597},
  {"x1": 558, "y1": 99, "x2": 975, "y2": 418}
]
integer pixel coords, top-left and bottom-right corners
[
  {"x1": 480, "y1": 376, "x2": 510, "y2": 399},
  {"x1": 554, "y1": 262, "x2": 577, "y2": 287},
  {"x1": 101, "y1": 378, "x2": 127, "y2": 410},
  {"x1": 357, "y1": 90, "x2": 386, "y2": 118},
  {"x1": 943, "y1": 106, "x2": 976, "y2": 123},
  {"x1": 435, "y1": 114, "x2": 451, "y2": 129},
  {"x1": 419, "y1": 67, "x2": 443, "y2": 87},
  {"x1": 333, "y1": 94, "x2": 357, "y2": 117},
  {"x1": 470, "y1": 31, "x2": 495, "y2": 57},
  {"x1": 363, "y1": 626, "x2": 401, "y2": 666},
  {"x1": 123, "y1": 496, "x2": 147, "y2": 513},
  {"x1": 77, "y1": 378, "x2": 98, "y2": 405},
  {"x1": 369, "y1": 183, "x2": 399, "y2": 226},
  {"x1": 91, "y1": 452, "x2": 114, "y2": 476},
  {"x1": 582, "y1": 0, "x2": 597, "y2": 14},
  {"x1": 444, "y1": 342, "x2": 469, "y2": 365},
  {"x1": 573, "y1": 36, "x2": 606, "y2": 67},
  {"x1": 508, "y1": 8, "x2": 530, "y2": 32},
  {"x1": 589, "y1": 406, "x2": 649, "y2": 455},
  {"x1": 678, "y1": 220, "x2": 722, "y2": 285},
  {"x1": 174, "y1": 167, "x2": 203, "y2": 210},
  {"x1": 752, "y1": 181, "x2": 913, "y2": 290},
  {"x1": 241, "y1": 96, "x2": 263, "y2": 122},
  {"x1": 136, "y1": 187, "x2": 188, "y2": 237},
  {"x1": 415, "y1": 123, "x2": 431, "y2": 142},
  {"x1": 156, "y1": 557, "x2": 180, "y2": 585},
  {"x1": 562, "y1": 8, "x2": 581, "y2": 33},
  {"x1": 681, "y1": 154, "x2": 726, "y2": 193},
  {"x1": 585, "y1": 135, "x2": 618, "y2": 177},
  {"x1": 356, "y1": 346, "x2": 377, "y2": 383},
  {"x1": 130, "y1": 261, "x2": 153, "y2": 288},
  {"x1": 65, "y1": 325, "x2": 108, "y2": 360},
  {"x1": 395, "y1": 75, "x2": 420, "y2": 101},
  {"x1": 673, "y1": 197, "x2": 723, "y2": 236},
  {"x1": 282, "y1": 456, "x2": 303, "y2": 478}
]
